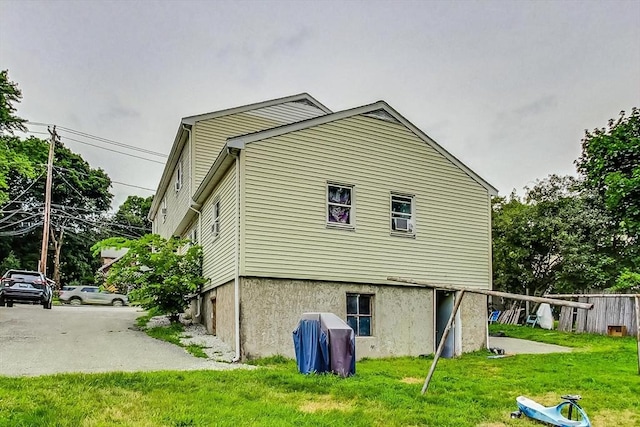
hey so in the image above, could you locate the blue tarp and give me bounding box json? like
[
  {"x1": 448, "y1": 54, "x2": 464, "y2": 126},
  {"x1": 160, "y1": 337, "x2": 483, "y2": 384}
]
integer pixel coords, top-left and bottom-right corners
[
  {"x1": 293, "y1": 312, "x2": 355, "y2": 377},
  {"x1": 292, "y1": 317, "x2": 329, "y2": 374}
]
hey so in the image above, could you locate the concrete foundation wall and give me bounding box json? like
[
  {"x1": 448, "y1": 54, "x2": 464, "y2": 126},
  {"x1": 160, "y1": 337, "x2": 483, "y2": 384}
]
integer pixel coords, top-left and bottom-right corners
[
  {"x1": 190, "y1": 281, "x2": 236, "y2": 346},
  {"x1": 460, "y1": 293, "x2": 488, "y2": 352},
  {"x1": 239, "y1": 277, "x2": 435, "y2": 360}
]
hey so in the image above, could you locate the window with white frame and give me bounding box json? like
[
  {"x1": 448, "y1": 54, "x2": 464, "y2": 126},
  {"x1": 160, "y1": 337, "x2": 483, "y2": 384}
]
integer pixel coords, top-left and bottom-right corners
[
  {"x1": 161, "y1": 197, "x2": 167, "y2": 223},
  {"x1": 390, "y1": 193, "x2": 414, "y2": 234},
  {"x1": 327, "y1": 183, "x2": 354, "y2": 227},
  {"x1": 346, "y1": 293, "x2": 373, "y2": 336},
  {"x1": 175, "y1": 160, "x2": 183, "y2": 192},
  {"x1": 211, "y1": 201, "x2": 220, "y2": 237},
  {"x1": 189, "y1": 228, "x2": 198, "y2": 245}
]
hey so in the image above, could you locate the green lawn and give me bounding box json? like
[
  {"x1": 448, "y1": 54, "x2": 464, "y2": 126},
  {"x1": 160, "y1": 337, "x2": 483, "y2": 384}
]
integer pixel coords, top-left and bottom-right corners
[{"x1": 0, "y1": 326, "x2": 638, "y2": 426}]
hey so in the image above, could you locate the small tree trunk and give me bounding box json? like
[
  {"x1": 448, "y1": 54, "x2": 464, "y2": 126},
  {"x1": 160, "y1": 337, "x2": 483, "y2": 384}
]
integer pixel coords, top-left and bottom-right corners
[{"x1": 50, "y1": 226, "x2": 65, "y2": 288}]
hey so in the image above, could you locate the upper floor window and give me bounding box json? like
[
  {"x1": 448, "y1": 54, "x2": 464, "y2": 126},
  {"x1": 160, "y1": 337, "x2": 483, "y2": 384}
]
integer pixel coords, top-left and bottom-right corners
[
  {"x1": 161, "y1": 197, "x2": 167, "y2": 223},
  {"x1": 211, "y1": 200, "x2": 220, "y2": 238},
  {"x1": 347, "y1": 293, "x2": 373, "y2": 336},
  {"x1": 175, "y1": 160, "x2": 183, "y2": 192},
  {"x1": 390, "y1": 193, "x2": 414, "y2": 235},
  {"x1": 327, "y1": 183, "x2": 354, "y2": 228}
]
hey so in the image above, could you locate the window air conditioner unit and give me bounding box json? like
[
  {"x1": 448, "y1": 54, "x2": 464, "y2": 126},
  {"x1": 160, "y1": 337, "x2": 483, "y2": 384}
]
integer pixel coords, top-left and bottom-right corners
[
  {"x1": 175, "y1": 181, "x2": 181, "y2": 192},
  {"x1": 393, "y1": 217, "x2": 411, "y2": 232},
  {"x1": 161, "y1": 207, "x2": 167, "y2": 215}
]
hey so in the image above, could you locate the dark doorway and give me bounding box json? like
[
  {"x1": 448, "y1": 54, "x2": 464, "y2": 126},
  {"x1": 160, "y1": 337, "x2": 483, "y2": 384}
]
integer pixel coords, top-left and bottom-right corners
[
  {"x1": 435, "y1": 291, "x2": 457, "y2": 358},
  {"x1": 210, "y1": 297, "x2": 217, "y2": 336}
]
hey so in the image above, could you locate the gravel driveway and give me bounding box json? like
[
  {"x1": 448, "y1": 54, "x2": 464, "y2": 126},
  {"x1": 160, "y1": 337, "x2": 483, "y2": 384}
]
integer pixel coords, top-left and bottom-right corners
[{"x1": 0, "y1": 304, "x2": 246, "y2": 376}]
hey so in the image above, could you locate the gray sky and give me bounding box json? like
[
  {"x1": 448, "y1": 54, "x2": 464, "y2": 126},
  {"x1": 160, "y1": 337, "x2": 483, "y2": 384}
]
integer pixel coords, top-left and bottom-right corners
[{"x1": 2, "y1": 0, "x2": 639, "y2": 209}]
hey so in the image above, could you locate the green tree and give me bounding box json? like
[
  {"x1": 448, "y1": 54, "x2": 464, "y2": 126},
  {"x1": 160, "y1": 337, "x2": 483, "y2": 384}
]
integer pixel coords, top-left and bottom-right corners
[
  {"x1": 0, "y1": 70, "x2": 27, "y2": 134},
  {"x1": 111, "y1": 195, "x2": 153, "y2": 238},
  {"x1": 1, "y1": 137, "x2": 113, "y2": 284},
  {"x1": 576, "y1": 107, "x2": 640, "y2": 236},
  {"x1": 492, "y1": 175, "x2": 620, "y2": 296},
  {"x1": 93, "y1": 234, "x2": 205, "y2": 320},
  {"x1": 0, "y1": 251, "x2": 21, "y2": 272},
  {"x1": 0, "y1": 70, "x2": 35, "y2": 204}
]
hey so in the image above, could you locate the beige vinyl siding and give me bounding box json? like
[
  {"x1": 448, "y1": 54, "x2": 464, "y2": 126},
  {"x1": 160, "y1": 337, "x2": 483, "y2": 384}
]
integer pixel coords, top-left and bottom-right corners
[
  {"x1": 245, "y1": 101, "x2": 327, "y2": 123},
  {"x1": 192, "y1": 114, "x2": 288, "y2": 191},
  {"x1": 242, "y1": 115, "x2": 491, "y2": 288},
  {"x1": 154, "y1": 142, "x2": 192, "y2": 238},
  {"x1": 200, "y1": 162, "x2": 237, "y2": 289}
]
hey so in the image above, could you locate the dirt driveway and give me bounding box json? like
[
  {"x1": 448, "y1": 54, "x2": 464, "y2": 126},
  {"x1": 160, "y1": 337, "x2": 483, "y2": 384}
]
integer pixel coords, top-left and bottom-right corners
[{"x1": 0, "y1": 304, "x2": 242, "y2": 376}]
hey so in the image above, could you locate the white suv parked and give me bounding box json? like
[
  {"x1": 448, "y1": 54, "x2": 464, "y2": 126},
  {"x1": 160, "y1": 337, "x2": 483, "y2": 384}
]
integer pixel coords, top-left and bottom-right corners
[{"x1": 59, "y1": 286, "x2": 128, "y2": 306}]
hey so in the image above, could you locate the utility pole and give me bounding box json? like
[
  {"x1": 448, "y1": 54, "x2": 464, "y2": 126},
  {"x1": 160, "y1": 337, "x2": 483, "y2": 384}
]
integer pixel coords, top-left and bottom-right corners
[{"x1": 39, "y1": 126, "x2": 57, "y2": 276}]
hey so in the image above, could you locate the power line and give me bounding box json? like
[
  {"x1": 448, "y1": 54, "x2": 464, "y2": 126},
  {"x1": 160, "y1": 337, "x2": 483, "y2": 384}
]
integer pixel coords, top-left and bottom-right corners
[
  {"x1": 0, "y1": 221, "x2": 43, "y2": 237},
  {"x1": 0, "y1": 171, "x2": 46, "y2": 209},
  {"x1": 53, "y1": 165, "x2": 156, "y2": 192},
  {"x1": 27, "y1": 122, "x2": 168, "y2": 158},
  {"x1": 0, "y1": 213, "x2": 41, "y2": 231},
  {"x1": 21, "y1": 129, "x2": 161, "y2": 192},
  {"x1": 61, "y1": 135, "x2": 167, "y2": 165},
  {"x1": 53, "y1": 168, "x2": 85, "y2": 199}
]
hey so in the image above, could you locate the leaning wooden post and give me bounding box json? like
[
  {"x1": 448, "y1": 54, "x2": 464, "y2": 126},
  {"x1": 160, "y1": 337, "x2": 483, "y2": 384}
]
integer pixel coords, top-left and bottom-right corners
[
  {"x1": 422, "y1": 290, "x2": 465, "y2": 394},
  {"x1": 635, "y1": 296, "x2": 640, "y2": 375}
]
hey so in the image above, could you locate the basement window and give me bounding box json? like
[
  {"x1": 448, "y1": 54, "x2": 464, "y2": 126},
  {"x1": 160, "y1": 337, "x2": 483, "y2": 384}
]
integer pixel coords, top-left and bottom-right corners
[{"x1": 346, "y1": 293, "x2": 373, "y2": 336}]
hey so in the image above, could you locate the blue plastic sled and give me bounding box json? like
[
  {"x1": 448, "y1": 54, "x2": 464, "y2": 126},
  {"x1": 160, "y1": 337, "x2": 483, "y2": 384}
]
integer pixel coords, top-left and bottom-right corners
[{"x1": 511, "y1": 395, "x2": 591, "y2": 427}]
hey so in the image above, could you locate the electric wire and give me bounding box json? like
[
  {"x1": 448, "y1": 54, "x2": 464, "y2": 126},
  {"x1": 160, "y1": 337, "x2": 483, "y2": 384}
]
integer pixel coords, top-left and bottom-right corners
[
  {"x1": 61, "y1": 135, "x2": 166, "y2": 165},
  {"x1": 53, "y1": 165, "x2": 156, "y2": 192},
  {"x1": 0, "y1": 221, "x2": 43, "y2": 237},
  {"x1": 0, "y1": 171, "x2": 46, "y2": 210},
  {"x1": 27, "y1": 122, "x2": 168, "y2": 157},
  {"x1": 0, "y1": 213, "x2": 41, "y2": 231}
]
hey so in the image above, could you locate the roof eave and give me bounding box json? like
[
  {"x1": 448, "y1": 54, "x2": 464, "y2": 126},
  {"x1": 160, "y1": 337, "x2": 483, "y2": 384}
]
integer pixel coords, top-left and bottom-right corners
[
  {"x1": 226, "y1": 102, "x2": 498, "y2": 196},
  {"x1": 148, "y1": 122, "x2": 191, "y2": 220},
  {"x1": 182, "y1": 93, "x2": 332, "y2": 124}
]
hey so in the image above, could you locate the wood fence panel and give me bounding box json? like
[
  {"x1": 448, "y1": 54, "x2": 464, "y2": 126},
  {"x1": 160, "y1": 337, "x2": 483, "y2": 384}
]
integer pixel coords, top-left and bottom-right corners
[
  {"x1": 575, "y1": 297, "x2": 588, "y2": 333},
  {"x1": 558, "y1": 306, "x2": 573, "y2": 332}
]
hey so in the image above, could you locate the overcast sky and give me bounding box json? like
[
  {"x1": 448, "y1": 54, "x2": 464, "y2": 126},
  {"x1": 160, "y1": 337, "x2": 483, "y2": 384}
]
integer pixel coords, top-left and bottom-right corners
[{"x1": 2, "y1": 0, "x2": 639, "y2": 209}]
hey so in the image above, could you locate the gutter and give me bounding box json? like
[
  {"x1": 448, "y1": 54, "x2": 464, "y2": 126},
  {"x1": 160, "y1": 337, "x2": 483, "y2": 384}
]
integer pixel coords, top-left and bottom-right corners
[{"x1": 188, "y1": 203, "x2": 202, "y2": 319}]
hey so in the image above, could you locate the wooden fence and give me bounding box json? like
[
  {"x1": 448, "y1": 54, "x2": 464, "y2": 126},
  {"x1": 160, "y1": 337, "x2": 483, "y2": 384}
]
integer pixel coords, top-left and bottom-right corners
[{"x1": 556, "y1": 295, "x2": 638, "y2": 336}]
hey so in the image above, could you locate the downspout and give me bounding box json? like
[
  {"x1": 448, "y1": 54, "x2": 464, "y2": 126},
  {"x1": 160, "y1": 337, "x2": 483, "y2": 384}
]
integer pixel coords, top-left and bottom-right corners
[
  {"x1": 184, "y1": 123, "x2": 202, "y2": 320},
  {"x1": 188, "y1": 203, "x2": 202, "y2": 319},
  {"x1": 230, "y1": 147, "x2": 241, "y2": 362}
]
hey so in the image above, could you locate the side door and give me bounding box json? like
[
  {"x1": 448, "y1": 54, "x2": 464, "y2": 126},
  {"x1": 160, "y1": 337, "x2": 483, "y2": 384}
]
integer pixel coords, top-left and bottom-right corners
[
  {"x1": 81, "y1": 287, "x2": 99, "y2": 304},
  {"x1": 96, "y1": 290, "x2": 113, "y2": 305}
]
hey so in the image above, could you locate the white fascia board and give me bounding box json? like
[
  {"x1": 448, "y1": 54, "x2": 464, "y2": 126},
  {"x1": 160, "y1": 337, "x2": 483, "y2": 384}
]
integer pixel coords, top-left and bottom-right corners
[
  {"x1": 181, "y1": 93, "x2": 332, "y2": 124},
  {"x1": 226, "y1": 101, "x2": 498, "y2": 196},
  {"x1": 226, "y1": 102, "x2": 388, "y2": 147}
]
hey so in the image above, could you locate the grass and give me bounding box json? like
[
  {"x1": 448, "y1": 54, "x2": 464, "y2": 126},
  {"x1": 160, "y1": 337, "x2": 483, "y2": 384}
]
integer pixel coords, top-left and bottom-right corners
[
  {"x1": 136, "y1": 311, "x2": 208, "y2": 359},
  {"x1": 0, "y1": 326, "x2": 638, "y2": 426}
]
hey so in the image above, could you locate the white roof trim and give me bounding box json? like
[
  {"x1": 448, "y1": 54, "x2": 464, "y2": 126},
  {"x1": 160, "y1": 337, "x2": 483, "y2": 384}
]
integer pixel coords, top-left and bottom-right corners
[
  {"x1": 227, "y1": 102, "x2": 498, "y2": 195},
  {"x1": 149, "y1": 93, "x2": 332, "y2": 219},
  {"x1": 182, "y1": 93, "x2": 332, "y2": 125}
]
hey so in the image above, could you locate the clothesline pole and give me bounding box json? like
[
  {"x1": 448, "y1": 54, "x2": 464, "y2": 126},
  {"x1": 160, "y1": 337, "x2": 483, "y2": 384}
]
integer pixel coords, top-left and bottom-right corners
[{"x1": 421, "y1": 290, "x2": 465, "y2": 395}]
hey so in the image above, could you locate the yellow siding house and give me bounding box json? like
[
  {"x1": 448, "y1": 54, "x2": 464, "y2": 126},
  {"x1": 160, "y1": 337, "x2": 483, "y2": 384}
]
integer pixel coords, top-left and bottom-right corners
[{"x1": 149, "y1": 94, "x2": 497, "y2": 361}]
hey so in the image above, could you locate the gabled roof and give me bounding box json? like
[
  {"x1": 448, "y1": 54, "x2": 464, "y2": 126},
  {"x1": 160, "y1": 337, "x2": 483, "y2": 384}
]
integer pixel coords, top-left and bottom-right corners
[
  {"x1": 149, "y1": 93, "x2": 332, "y2": 219},
  {"x1": 181, "y1": 93, "x2": 332, "y2": 125},
  {"x1": 227, "y1": 101, "x2": 498, "y2": 196}
]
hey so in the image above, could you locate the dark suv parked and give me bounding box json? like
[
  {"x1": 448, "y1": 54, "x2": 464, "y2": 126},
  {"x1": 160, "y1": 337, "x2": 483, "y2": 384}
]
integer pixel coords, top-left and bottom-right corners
[{"x1": 0, "y1": 270, "x2": 53, "y2": 309}]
